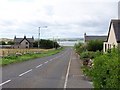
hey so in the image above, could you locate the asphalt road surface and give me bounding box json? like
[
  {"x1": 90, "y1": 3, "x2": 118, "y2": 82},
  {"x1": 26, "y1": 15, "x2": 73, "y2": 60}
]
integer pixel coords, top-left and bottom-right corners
[{"x1": 1, "y1": 47, "x2": 93, "y2": 89}]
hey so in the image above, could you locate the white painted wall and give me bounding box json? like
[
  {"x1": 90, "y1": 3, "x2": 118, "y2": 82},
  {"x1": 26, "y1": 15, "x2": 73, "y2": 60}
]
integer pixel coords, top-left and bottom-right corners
[{"x1": 103, "y1": 23, "x2": 118, "y2": 52}]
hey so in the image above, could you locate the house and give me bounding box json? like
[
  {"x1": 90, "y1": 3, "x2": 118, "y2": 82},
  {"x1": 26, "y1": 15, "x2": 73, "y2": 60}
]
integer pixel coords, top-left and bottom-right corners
[
  {"x1": 84, "y1": 33, "x2": 107, "y2": 43},
  {"x1": 103, "y1": 19, "x2": 120, "y2": 52},
  {"x1": 13, "y1": 36, "x2": 34, "y2": 49}
]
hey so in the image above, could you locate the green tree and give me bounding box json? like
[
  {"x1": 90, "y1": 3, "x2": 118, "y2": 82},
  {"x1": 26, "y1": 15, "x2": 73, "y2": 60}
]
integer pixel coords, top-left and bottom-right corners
[
  {"x1": 7, "y1": 41, "x2": 14, "y2": 45},
  {"x1": 90, "y1": 48, "x2": 120, "y2": 88},
  {"x1": 33, "y1": 39, "x2": 60, "y2": 49},
  {"x1": 0, "y1": 41, "x2": 6, "y2": 45},
  {"x1": 87, "y1": 40, "x2": 103, "y2": 51}
]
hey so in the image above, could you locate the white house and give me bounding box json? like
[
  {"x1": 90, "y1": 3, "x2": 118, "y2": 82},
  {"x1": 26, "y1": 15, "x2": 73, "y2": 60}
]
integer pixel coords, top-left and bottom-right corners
[{"x1": 103, "y1": 19, "x2": 120, "y2": 52}]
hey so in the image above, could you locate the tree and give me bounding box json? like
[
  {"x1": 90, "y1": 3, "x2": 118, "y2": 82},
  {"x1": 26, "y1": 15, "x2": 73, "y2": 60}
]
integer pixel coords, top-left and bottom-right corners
[
  {"x1": 87, "y1": 40, "x2": 103, "y2": 51},
  {"x1": 33, "y1": 39, "x2": 60, "y2": 49},
  {"x1": 7, "y1": 41, "x2": 14, "y2": 45},
  {"x1": 0, "y1": 41, "x2": 6, "y2": 45}
]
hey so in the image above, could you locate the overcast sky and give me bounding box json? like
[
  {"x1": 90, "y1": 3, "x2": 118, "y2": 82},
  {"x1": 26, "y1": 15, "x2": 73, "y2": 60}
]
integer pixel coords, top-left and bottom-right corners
[{"x1": 0, "y1": 0, "x2": 119, "y2": 39}]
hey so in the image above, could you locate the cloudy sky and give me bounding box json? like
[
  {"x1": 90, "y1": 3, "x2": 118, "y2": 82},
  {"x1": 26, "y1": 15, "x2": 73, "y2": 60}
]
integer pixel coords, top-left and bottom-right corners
[{"x1": 0, "y1": 0, "x2": 119, "y2": 39}]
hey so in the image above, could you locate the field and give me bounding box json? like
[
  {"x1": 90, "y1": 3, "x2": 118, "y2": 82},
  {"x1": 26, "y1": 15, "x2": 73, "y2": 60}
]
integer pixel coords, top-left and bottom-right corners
[
  {"x1": 0, "y1": 48, "x2": 50, "y2": 57},
  {"x1": 0, "y1": 48, "x2": 64, "y2": 66}
]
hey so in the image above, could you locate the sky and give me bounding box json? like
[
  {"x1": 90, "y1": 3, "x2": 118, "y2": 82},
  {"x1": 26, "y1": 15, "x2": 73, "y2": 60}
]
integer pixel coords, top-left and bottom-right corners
[{"x1": 0, "y1": 0, "x2": 119, "y2": 39}]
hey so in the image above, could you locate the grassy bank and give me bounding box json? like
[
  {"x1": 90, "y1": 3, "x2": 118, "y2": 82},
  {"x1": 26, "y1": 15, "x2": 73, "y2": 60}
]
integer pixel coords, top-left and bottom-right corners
[{"x1": 0, "y1": 47, "x2": 64, "y2": 66}]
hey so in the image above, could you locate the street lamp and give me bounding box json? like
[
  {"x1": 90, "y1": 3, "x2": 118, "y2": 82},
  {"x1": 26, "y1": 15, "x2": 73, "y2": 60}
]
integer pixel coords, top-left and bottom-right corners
[{"x1": 38, "y1": 26, "x2": 47, "y2": 48}]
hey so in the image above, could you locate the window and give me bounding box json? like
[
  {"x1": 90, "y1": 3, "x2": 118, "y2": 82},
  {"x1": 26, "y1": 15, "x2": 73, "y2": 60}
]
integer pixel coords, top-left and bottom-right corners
[
  {"x1": 18, "y1": 46, "x2": 19, "y2": 48},
  {"x1": 105, "y1": 44, "x2": 107, "y2": 52},
  {"x1": 26, "y1": 42, "x2": 28, "y2": 44},
  {"x1": 26, "y1": 46, "x2": 28, "y2": 48},
  {"x1": 113, "y1": 45, "x2": 115, "y2": 48}
]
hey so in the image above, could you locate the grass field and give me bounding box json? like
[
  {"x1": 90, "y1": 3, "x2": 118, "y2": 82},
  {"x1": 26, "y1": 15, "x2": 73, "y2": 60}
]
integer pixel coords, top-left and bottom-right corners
[
  {"x1": 0, "y1": 48, "x2": 50, "y2": 57},
  {"x1": 0, "y1": 47, "x2": 64, "y2": 66}
]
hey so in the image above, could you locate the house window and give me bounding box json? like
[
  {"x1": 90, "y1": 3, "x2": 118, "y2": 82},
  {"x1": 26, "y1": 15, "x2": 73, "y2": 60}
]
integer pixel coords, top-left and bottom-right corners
[
  {"x1": 18, "y1": 46, "x2": 19, "y2": 48},
  {"x1": 113, "y1": 45, "x2": 115, "y2": 48},
  {"x1": 108, "y1": 44, "x2": 110, "y2": 49},
  {"x1": 105, "y1": 44, "x2": 107, "y2": 52},
  {"x1": 26, "y1": 42, "x2": 28, "y2": 44},
  {"x1": 26, "y1": 46, "x2": 28, "y2": 48}
]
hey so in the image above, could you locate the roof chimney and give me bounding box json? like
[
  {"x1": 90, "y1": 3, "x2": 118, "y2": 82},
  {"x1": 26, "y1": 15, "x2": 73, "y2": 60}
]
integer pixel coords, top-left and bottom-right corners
[
  {"x1": 24, "y1": 35, "x2": 26, "y2": 39},
  {"x1": 32, "y1": 36, "x2": 34, "y2": 39},
  {"x1": 14, "y1": 35, "x2": 16, "y2": 39}
]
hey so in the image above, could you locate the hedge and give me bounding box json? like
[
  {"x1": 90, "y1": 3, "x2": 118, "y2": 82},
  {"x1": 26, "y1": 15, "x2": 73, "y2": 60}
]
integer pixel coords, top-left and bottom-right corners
[{"x1": 90, "y1": 49, "x2": 120, "y2": 88}]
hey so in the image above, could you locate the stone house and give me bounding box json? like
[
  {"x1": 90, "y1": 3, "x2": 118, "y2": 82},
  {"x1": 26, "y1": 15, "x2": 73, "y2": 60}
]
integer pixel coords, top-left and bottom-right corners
[
  {"x1": 84, "y1": 33, "x2": 107, "y2": 43},
  {"x1": 103, "y1": 19, "x2": 120, "y2": 52},
  {"x1": 13, "y1": 36, "x2": 34, "y2": 49}
]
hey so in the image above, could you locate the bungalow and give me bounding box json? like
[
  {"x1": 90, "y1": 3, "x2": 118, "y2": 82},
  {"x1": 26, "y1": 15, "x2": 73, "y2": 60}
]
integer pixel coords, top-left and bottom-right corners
[
  {"x1": 103, "y1": 19, "x2": 120, "y2": 52},
  {"x1": 13, "y1": 36, "x2": 34, "y2": 49},
  {"x1": 84, "y1": 33, "x2": 107, "y2": 43}
]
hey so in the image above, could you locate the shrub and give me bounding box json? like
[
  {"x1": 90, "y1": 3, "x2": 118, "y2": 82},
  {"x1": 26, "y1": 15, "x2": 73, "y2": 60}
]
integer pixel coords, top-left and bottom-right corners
[
  {"x1": 80, "y1": 51, "x2": 102, "y2": 60},
  {"x1": 74, "y1": 42, "x2": 86, "y2": 54},
  {"x1": 87, "y1": 40, "x2": 103, "y2": 51},
  {"x1": 90, "y1": 48, "x2": 120, "y2": 88}
]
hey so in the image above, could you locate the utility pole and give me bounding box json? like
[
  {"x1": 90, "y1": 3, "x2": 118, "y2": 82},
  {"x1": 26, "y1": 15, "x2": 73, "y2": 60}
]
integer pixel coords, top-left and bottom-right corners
[
  {"x1": 38, "y1": 27, "x2": 40, "y2": 48},
  {"x1": 38, "y1": 26, "x2": 47, "y2": 49},
  {"x1": 53, "y1": 37, "x2": 54, "y2": 49}
]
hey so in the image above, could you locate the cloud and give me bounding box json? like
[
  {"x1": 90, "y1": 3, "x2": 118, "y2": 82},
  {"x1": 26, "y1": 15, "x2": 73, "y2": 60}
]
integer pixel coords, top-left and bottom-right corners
[{"x1": 0, "y1": 0, "x2": 119, "y2": 39}]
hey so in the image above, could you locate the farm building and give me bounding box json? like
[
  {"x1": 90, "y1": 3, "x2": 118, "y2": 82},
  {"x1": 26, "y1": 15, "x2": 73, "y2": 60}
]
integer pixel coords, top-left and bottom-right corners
[
  {"x1": 103, "y1": 19, "x2": 120, "y2": 52},
  {"x1": 13, "y1": 36, "x2": 34, "y2": 49},
  {"x1": 84, "y1": 33, "x2": 107, "y2": 43}
]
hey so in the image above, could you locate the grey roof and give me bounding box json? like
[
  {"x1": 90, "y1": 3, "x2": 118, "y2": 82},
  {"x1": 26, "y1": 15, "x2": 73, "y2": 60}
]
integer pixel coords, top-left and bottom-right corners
[
  {"x1": 85, "y1": 36, "x2": 107, "y2": 42},
  {"x1": 14, "y1": 37, "x2": 34, "y2": 44},
  {"x1": 106, "y1": 19, "x2": 120, "y2": 43}
]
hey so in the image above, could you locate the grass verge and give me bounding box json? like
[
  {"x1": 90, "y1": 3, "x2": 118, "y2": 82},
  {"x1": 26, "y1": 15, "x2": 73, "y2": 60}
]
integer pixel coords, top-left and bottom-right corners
[{"x1": 0, "y1": 47, "x2": 64, "y2": 66}]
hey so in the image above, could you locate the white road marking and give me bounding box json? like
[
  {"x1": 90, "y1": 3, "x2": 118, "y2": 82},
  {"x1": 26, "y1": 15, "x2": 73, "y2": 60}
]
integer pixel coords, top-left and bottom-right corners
[
  {"x1": 19, "y1": 69, "x2": 32, "y2": 77},
  {"x1": 64, "y1": 52, "x2": 72, "y2": 89},
  {"x1": 0, "y1": 80, "x2": 11, "y2": 86},
  {"x1": 44, "y1": 61, "x2": 48, "y2": 64},
  {"x1": 36, "y1": 64, "x2": 43, "y2": 68}
]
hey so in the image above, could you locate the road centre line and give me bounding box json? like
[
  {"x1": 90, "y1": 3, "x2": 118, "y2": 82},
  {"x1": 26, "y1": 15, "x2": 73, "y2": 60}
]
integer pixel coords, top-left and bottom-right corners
[
  {"x1": 64, "y1": 52, "x2": 72, "y2": 89},
  {"x1": 19, "y1": 69, "x2": 32, "y2": 77},
  {"x1": 36, "y1": 64, "x2": 43, "y2": 68},
  {"x1": 0, "y1": 80, "x2": 11, "y2": 87}
]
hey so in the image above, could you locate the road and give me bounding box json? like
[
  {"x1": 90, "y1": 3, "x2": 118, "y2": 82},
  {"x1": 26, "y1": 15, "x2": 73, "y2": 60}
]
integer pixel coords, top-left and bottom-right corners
[{"x1": 1, "y1": 47, "x2": 93, "y2": 89}]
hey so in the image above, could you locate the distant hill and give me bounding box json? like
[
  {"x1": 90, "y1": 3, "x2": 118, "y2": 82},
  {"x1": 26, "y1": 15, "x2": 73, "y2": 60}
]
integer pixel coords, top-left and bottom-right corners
[{"x1": 0, "y1": 38, "x2": 13, "y2": 42}]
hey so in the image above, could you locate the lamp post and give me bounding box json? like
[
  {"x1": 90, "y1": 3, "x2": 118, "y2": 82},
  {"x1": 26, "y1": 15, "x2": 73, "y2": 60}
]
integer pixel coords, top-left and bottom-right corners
[{"x1": 38, "y1": 26, "x2": 47, "y2": 48}]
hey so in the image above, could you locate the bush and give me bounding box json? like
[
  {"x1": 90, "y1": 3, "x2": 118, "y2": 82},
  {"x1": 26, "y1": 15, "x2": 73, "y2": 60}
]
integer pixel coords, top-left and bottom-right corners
[
  {"x1": 74, "y1": 42, "x2": 86, "y2": 54},
  {"x1": 90, "y1": 48, "x2": 120, "y2": 88},
  {"x1": 80, "y1": 51, "x2": 102, "y2": 60},
  {"x1": 87, "y1": 40, "x2": 103, "y2": 51}
]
